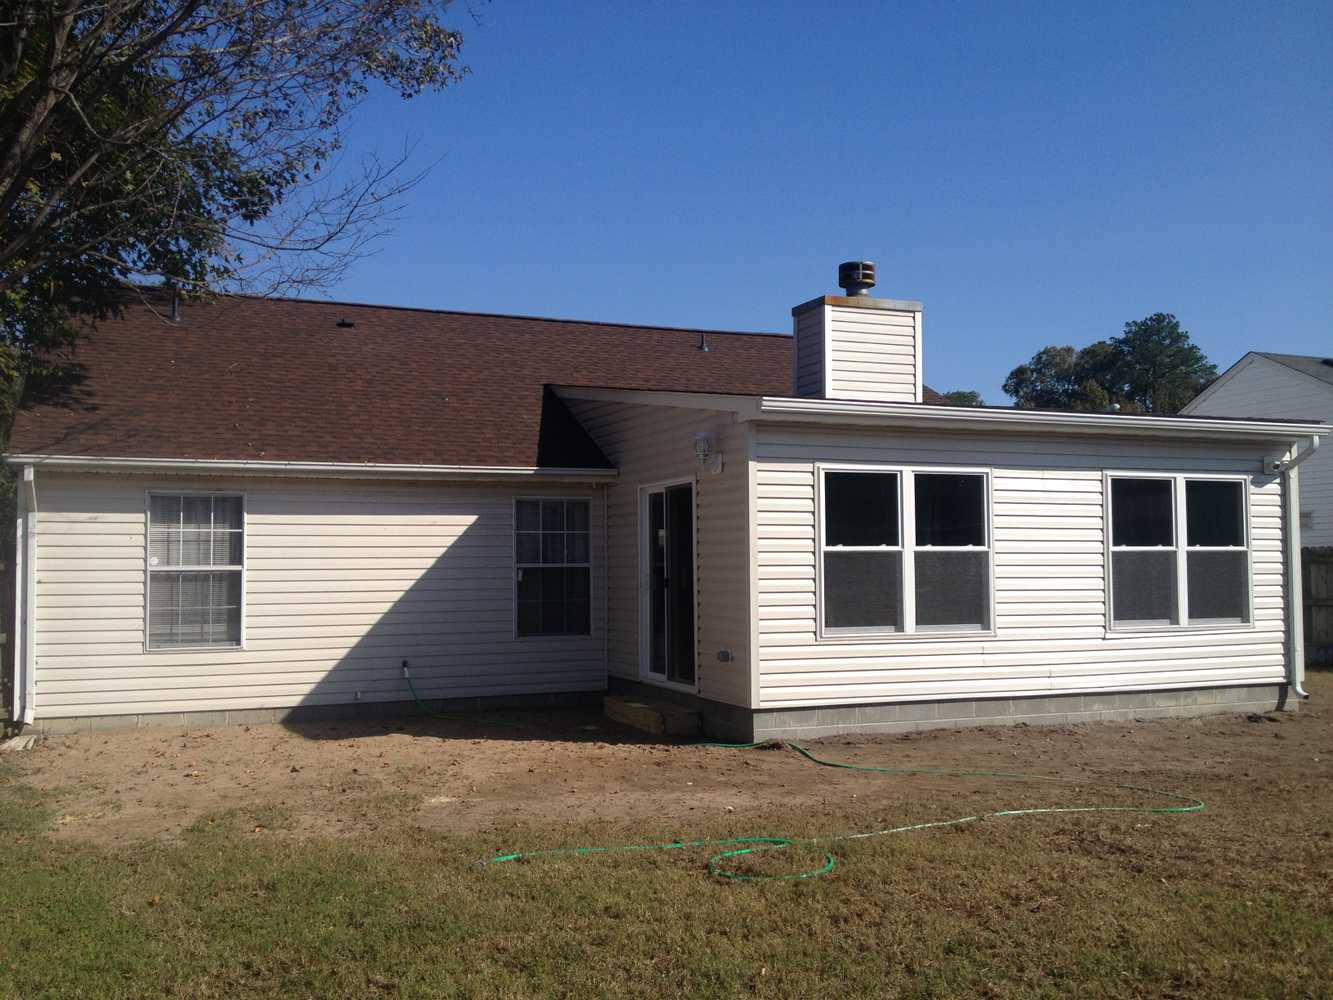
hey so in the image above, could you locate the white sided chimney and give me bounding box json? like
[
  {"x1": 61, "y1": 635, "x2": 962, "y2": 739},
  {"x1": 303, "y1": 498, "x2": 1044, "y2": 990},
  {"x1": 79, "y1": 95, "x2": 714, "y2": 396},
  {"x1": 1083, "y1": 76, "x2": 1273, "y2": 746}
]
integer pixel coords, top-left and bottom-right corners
[{"x1": 791, "y1": 261, "x2": 923, "y2": 403}]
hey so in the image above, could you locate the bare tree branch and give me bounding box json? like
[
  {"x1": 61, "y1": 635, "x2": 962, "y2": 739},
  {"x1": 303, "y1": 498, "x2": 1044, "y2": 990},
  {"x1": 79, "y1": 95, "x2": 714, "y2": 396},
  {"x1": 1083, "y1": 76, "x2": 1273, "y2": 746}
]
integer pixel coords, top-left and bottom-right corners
[{"x1": 0, "y1": 0, "x2": 475, "y2": 382}]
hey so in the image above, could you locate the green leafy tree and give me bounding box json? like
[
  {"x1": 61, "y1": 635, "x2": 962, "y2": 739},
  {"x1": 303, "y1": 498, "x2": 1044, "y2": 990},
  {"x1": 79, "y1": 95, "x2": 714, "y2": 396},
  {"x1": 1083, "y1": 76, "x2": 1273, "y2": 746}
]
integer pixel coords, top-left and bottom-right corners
[
  {"x1": 0, "y1": 0, "x2": 474, "y2": 389},
  {"x1": 1003, "y1": 313, "x2": 1215, "y2": 415},
  {"x1": 1114, "y1": 313, "x2": 1217, "y2": 415},
  {"x1": 1001, "y1": 345, "x2": 1084, "y2": 410},
  {"x1": 941, "y1": 389, "x2": 984, "y2": 407}
]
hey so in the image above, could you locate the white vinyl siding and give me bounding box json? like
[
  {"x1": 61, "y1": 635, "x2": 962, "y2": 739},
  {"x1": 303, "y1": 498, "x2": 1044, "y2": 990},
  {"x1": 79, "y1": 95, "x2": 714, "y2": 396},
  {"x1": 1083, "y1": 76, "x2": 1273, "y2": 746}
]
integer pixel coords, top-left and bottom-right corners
[
  {"x1": 1183, "y1": 355, "x2": 1333, "y2": 546},
  {"x1": 826, "y1": 305, "x2": 918, "y2": 403},
  {"x1": 32, "y1": 473, "x2": 605, "y2": 718},
  {"x1": 791, "y1": 303, "x2": 921, "y2": 403},
  {"x1": 793, "y1": 307, "x2": 826, "y2": 398},
  {"x1": 752, "y1": 424, "x2": 1288, "y2": 708},
  {"x1": 563, "y1": 397, "x2": 752, "y2": 707}
]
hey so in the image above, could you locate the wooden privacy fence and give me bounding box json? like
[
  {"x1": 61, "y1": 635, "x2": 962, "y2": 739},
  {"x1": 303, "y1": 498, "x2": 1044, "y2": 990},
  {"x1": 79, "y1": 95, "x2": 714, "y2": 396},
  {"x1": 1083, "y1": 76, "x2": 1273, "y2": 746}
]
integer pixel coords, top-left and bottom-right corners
[{"x1": 1304, "y1": 549, "x2": 1333, "y2": 666}]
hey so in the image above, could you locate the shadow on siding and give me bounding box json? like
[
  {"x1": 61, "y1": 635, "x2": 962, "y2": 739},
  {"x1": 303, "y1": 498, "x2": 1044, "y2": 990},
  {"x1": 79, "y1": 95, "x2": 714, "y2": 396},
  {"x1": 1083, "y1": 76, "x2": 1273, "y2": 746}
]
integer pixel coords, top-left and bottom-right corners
[{"x1": 269, "y1": 483, "x2": 626, "y2": 742}]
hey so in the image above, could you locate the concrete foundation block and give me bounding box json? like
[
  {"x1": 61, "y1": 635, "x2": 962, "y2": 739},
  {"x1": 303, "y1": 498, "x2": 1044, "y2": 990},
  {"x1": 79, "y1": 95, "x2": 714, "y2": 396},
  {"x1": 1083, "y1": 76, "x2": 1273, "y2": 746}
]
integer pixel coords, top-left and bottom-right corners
[
  {"x1": 1082, "y1": 694, "x2": 1119, "y2": 714},
  {"x1": 815, "y1": 706, "x2": 860, "y2": 728},
  {"x1": 40, "y1": 717, "x2": 91, "y2": 735},
  {"x1": 225, "y1": 708, "x2": 278, "y2": 726},
  {"x1": 87, "y1": 715, "x2": 136, "y2": 731},
  {"x1": 934, "y1": 700, "x2": 978, "y2": 721},
  {"x1": 897, "y1": 702, "x2": 938, "y2": 723},
  {"x1": 856, "y1": 703, "x2": 900, "y2": 724},
  {"x1": 603, "y1": 696, "x2": 700, "y2": 737},
  {"x1": 181, "y1": 711, "x2": 230, "y2": 728},
  {"x1": 136, "y1": 712, "x2": 187, "y2": 729}
]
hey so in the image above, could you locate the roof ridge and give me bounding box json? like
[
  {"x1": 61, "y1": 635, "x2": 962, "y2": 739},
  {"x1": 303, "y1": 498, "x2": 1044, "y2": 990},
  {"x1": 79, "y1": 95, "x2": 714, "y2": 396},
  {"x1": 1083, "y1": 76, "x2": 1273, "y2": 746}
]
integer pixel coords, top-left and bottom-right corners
[{"x1": 206, "y1": 291, "x2": 788, "y2": 340}]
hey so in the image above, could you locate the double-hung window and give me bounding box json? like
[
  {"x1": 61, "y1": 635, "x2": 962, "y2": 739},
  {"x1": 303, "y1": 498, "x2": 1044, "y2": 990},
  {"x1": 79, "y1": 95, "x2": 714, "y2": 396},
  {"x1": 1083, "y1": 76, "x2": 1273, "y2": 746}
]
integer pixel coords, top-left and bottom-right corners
[
  {"x1": 147, "y1": 494, "x2": 244, "y2": 649},
  {"x1": 820, "y1": 467, "x2": 991, "y2": 635},
  {"x1": 1107, "y1": 475, "x2": 1250, "y2": 628},
  {"x1": 515, "y1": 499, "x2": 592, "y2": 637}
]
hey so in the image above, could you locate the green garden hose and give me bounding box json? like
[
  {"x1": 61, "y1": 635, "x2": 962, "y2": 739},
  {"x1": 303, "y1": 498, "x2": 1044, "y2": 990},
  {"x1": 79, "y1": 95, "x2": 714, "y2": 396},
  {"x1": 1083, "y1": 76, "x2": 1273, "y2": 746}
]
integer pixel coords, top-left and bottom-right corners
[
  {"x1": 401, "y1": 676, "x2": 1204, "y2": 882},
  {"x1": 403, "y1": 670, "x2": 529, "y2": 731},
  {"x1": 485, "y1": 739, "x2": 1205, "y2": 882}
]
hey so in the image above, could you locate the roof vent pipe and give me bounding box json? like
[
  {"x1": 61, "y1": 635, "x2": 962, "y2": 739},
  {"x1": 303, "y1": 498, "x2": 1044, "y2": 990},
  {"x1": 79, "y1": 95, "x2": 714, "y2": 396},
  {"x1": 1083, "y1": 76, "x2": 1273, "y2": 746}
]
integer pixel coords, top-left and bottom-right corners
[{"x1": 838, "y1": 260, "x2": 876, "y2": 296}]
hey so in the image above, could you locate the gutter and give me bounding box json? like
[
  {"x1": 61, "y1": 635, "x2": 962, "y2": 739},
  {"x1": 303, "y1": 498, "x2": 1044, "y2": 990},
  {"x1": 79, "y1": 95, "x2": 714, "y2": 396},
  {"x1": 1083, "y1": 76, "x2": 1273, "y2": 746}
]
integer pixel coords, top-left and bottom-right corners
[
  {"x1": 750, "y1": 396, "x2": 1330, "y2": 442},
  {"x1": 3, "y1": 454, "x2": 618, "y2": 482}
]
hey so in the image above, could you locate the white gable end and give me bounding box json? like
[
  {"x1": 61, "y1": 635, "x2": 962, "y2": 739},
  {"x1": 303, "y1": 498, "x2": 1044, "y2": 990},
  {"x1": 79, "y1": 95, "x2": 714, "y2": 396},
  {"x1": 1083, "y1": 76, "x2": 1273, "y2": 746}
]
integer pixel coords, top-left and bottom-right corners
[{"x1": 1184, "y1": 354, "x2": 1333, "y2": 546}]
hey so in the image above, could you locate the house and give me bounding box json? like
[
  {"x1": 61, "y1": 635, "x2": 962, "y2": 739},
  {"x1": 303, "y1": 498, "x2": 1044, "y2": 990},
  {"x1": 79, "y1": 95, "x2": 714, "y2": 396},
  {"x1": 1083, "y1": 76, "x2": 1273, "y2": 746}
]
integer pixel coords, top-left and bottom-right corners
[
  {"x1": 6, "y1": 264, "x2": 1326, "y2": 739},
  {"x1": 1182, "y1": 353, "x2": 1333, "y2": 547}
]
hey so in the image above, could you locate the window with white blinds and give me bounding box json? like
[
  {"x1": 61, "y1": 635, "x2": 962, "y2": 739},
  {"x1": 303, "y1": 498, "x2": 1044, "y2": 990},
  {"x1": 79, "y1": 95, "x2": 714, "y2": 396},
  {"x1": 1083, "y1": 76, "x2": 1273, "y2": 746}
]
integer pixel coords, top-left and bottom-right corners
[{"x1": 147, "y1": 494, "x2": 244, "y2": 649}]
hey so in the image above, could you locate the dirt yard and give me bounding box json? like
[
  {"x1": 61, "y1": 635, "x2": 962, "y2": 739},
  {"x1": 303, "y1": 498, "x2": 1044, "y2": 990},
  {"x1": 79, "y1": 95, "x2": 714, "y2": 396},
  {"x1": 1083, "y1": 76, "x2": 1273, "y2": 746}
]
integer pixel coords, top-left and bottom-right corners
[
  {"x1": 22, "y1": 674, "x2": 1333, "y2": 869},
  {"x1": 4, "y1": 674, "x2": 1331, "y2": 998}
]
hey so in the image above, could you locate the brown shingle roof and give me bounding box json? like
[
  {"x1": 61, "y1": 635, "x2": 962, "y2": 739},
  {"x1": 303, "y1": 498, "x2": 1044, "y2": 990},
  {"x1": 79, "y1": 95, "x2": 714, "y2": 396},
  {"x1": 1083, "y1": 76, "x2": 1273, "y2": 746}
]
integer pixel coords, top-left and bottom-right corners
[{"x1": 8, "y1": 294, "x2": 943, "y2": 468}]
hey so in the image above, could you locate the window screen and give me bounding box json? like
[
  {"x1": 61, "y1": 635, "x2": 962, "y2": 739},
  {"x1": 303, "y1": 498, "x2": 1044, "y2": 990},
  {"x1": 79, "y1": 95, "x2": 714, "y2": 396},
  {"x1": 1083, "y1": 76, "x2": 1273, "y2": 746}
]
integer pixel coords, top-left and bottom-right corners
[
  {"x1": 1184, "y1": 480, "x2": 1248, "y2": 622},
  {"x1": 1108, "y1": 476, "x2": 1250, "y2": 627},
  {"x1": 1109, "y1": 478, "x2": 1177, "y2": 626},
  {"x1": 824, "y1": 472, "x2": 898, "y2": 547},
  {"x1": 915, "y1": 474, "x2": 985, "y2": 547},
  {"x1": 1186, "y1": 480, "x2": 1244, "y2": 548},
  {"x1": 147, "y1": 494, "x2": 243, "y2": 648},
  {"x1": 823, "y1": 551, "x2": 902, "y2": 629},
  {"x1": 1110, "y1": 478, "x2": 1174, "y2": 547},
  {"x1": 1187, "y1": 551, "x2": 1248, "y2": 621},
  {"x1": 915, "y1": 550, "x2": 989, "y2": 629},
  {"x1": 1112, "y1": 550, "x2": 1177, "y2": 625},
  {"x1": 516, "y1": 499, "x2": 591, "y2": 636},
  {"x1": 822, "y1": 472, "x2": 901, "y2": 631},
  {"x1": 821, "y1": 469, "x2": 990, "y2": 634},
  {"x1": 913, "y1": 473, "x2": 989, "y2": 629}
]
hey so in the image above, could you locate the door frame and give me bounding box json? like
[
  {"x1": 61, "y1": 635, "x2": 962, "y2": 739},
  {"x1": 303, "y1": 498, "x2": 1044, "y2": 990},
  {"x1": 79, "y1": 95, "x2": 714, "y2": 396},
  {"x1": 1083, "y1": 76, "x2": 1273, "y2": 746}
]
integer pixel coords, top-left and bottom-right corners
[{"x1": 637, "y1": 477, "x2": 700, "y2": 693}]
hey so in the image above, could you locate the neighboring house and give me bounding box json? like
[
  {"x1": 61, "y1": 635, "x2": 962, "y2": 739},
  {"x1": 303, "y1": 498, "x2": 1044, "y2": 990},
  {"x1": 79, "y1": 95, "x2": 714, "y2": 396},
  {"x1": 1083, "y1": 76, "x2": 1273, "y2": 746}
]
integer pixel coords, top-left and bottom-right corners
[
  {"x1": 5, "y1": 266, "x2": 1326, "y2": 739},
  {"x1": 1182, "y1": 353, "x2": 1333, "y2": 548}
]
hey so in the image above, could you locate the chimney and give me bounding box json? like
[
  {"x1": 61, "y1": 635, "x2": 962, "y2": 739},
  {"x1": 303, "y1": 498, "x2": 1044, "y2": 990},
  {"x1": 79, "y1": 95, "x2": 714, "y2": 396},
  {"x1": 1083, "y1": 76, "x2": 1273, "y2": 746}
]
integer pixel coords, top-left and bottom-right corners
[{"x1": 791, "y1": 261, "x2": 922, "y2": 403}]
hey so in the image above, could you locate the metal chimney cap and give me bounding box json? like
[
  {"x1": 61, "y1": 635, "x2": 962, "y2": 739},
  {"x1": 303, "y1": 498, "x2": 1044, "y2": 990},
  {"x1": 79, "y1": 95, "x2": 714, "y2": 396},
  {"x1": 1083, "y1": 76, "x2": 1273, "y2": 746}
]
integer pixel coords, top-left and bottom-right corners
[{"x1": 838, "y1": 260, "x2": 876, "y2": 296}]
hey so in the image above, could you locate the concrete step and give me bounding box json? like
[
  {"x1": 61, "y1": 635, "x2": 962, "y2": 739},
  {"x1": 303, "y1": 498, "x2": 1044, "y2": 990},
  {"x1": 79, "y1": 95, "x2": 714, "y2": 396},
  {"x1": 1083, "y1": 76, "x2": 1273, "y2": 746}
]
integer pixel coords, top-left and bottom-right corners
[{"x1": 603, "y1": 695, "x2": 700, "y2": 737}]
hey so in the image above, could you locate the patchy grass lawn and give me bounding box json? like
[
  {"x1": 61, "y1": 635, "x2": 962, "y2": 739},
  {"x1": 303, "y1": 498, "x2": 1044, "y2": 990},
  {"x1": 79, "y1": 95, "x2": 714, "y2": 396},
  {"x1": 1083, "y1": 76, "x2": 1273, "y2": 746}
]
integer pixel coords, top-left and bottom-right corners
[{"x1": 1, "y1": 675, "x2": 1331, "y2": 998}]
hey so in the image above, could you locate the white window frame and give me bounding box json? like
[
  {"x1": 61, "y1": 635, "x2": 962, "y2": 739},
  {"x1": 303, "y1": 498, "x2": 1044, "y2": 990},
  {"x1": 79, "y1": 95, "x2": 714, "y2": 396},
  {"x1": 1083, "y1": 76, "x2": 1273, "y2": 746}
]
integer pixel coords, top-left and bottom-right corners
[
  {"x1": 1103, "y1": 472, "x2": 1254, "y2": 633},
  {"x1": 816, "y1": 463, "x2": 995, "y2": 640},
  {"x1": 513, "y1": 496, "x2": 594, "y2": 640},
  {"x1": 144, "y1": 490, "x2": 247, "y2": 652}
]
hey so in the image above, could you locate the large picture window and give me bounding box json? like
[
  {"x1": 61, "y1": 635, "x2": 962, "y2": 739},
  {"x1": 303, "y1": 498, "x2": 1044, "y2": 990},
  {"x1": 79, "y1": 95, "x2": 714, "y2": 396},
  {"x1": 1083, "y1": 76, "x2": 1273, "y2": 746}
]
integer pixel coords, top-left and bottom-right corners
[
  {"x1": 1108, "y1": 475, "x2": 1250, "y2": 628},
  {"x1": 820, "y1": 468, "x2": 990, "y2": 635},
  {"x1": 147, "y1": 493, "x2": 244, "y2": 649},
  {"x1": 516, "y1": 499, "x2": 592, "y2": 637}
]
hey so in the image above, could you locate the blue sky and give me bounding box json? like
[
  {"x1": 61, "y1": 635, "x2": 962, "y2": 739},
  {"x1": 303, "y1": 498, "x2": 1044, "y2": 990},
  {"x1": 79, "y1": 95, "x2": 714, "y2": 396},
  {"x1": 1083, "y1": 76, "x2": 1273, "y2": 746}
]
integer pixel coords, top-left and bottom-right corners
[{"x1": 326, "y1": 1, "x2": 1332, "y2": 403}]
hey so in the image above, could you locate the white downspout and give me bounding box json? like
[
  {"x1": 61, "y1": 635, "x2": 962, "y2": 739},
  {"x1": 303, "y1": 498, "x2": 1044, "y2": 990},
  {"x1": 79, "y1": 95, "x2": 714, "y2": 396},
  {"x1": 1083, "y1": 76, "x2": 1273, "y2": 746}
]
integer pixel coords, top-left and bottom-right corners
[
  {"x1": 11, "y1": 470, "x2": 24, "y2": 724},
  {"x1": 13, "y1": 465, "x2": 36, "y2": 725},
  {"x1": 1277, "y1": 437, "x2": 1319, "y2": 700}
]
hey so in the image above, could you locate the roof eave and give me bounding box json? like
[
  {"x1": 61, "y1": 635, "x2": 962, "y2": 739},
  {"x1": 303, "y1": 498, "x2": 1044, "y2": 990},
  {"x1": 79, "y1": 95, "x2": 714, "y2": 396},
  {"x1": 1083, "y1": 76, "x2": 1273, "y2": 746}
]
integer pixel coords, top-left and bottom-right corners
[
  {"x1": 748, "y1": 396, "x2": 1330, "y2": 442},
  {"x1": 2, "y1": 454, "x2": 619, "y2": 482}
]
